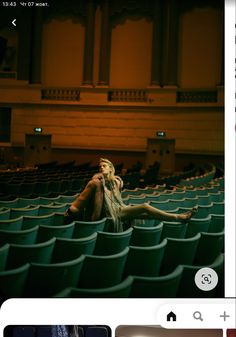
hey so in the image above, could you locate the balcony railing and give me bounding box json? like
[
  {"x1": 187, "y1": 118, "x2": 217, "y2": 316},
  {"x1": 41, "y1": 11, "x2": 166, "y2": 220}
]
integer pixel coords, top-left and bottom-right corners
[
  {"x1": 41, "y1": 88, "x2": 80, "y2": 101},
  {"x1": 108, "y1": 89, "x2": 148, "y2": 102},
  {"x1": 37, "y1": 87, "x2": 221, "y2": 104},
  {"x1": 177, "y1": 90, "x2": 217, "y2": 103}
]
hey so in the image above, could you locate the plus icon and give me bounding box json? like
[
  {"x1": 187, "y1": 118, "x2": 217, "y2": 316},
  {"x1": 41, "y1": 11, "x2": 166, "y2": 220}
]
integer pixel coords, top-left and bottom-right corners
[{"x1": 219, "y1": 311, "x2": 230, "y2": 321}]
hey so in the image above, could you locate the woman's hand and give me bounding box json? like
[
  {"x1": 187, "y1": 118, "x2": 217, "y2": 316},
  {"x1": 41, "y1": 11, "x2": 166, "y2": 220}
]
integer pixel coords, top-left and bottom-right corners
[{"x1": 92, "y1": 173, "x2": 105, "y2": 185}]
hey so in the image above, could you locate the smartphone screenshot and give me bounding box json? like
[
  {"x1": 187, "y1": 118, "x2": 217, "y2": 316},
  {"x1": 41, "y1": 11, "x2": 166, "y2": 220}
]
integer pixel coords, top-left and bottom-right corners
[{"x1": 0, "y1": 0, "x2": 234, "y2": 311}]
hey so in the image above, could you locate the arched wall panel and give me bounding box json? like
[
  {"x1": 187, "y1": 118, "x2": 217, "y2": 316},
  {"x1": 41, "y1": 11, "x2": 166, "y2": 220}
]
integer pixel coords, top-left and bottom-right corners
[
  {"x1": 41, "y1": 20, "x2": 85, "y2": 86},
  {"x1": 178, "y1": 7, "x2": 223, "y2": 88},
  {"x1": 110, "y1": 18, "x2": 152, "y2": 88}
]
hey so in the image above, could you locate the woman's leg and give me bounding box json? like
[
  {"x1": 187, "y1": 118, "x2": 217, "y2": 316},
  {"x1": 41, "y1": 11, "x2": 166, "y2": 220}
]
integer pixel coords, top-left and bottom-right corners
[
  {"x1": 67, "y1": 178, "x2": 104, "y2": 221},
  {"x1": 72, "y1": 180, "x2": 99, "y2": 208},
  {"x1": 119, "y1": 203, "x2": 196, "y2": 221}
]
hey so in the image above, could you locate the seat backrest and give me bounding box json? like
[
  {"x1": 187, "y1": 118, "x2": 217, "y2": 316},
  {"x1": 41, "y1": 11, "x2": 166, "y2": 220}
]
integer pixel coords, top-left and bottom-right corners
[
  {"x1": 196, "y1": 195, "x2": 212, "y2": 206},
  {"x1": 0, "y1": 226, "x2": 38, "y2": 246},
  {"x1": 125, "y1": 195, "x2": 146, "y2": 205},
  {"x1": 160, "y1": 221, "x2": 187, "y2": 240},
  {"x1": 183, "y1": 197, "x2": 199, "y2": 208},
  {"x1": 185, "y1": 215, "x2": 211, "y2": 238},
  {"x1": 148, "y1": 200, "x2": 171, "y2": 211},
  {"x1": 18, "y1": 182, "x2": 36, "y2": 196},
  {"x1": 94, "y1": 227, "x2": 133, "y2": 255},
  {"x1": 7, "y1": 237, "x2": 56, "y2": 269},
  {"x1": 37, "y1": 223, "x2": 74, "y2": 243},
  {"x1": 38, "y1": 196, "x2": 60, "y2": 205},
  {"x1": 47, "y1": 180, "x2": 62, "y2": 193},
  {"x1": 25, "y1": 255, "x2": 85, "y2": 297},
  {"x1": 194, "y1": 231, "x2": 224, "y2": 265},
  {"x1": 38, "y1": 203, "x2": 68, "y2": 216},
  {"x1": 0, "y1": 216, "x2": 23, "y2": 231},
  {"x1": 208, "y1": 191, "x2": 224, "y2": 203},
  {"x1": 177, "y1": 253, "x2": 224, "y2": 297},
  {"x1": 160, "y1": 233, "x2": 201, "y2": 275},
  {"x1": 78, "y1": 247, "x2": 129, "y2": 288},
  {"x1": 52, "y1": 233, "x2": 97, "y2": 263},
  {"x1": 170, "y1": 191, "x2": 186, "y2": 200},
  {"x1": 130, "y1": 223, "x2": 163, "y2": 247},
  {"x1": 179, "y1": 204, "x2": 212, "y2": 219},
  {"x1": 73, "y1": 218, "x2": 106, "y2": 238},
  {"x1": 0, "y1": 199, "x2": 19, "y2": 209},
  {"x1": 208, "y1": 213, "x2": 224, "y2": 233},
  {"x1": 22, "y1": 213, "x2": 54, "y2": 230},
  {"x1": 0, "y1": 208, "x2": 11, "y2": 220},
  {"x1": 10, "y1": 206, "x2": 39, "y2": 219},
  {"x1": 167, "y1": 198, "x2": 186, "y2": 210},
  {"x1": 0, "y1": 263, "x2": 30, "y2": 299},
  {"x1": 52, "y1": 212, "x2": 66, "y2": 226},
  {"x1": 0, "y1": 243, "x2": 9, "y2": 271},
  {"x1": 131, "y1": 265, "x2": 183, "y2": 298},
  {"x1": 211, "y1": 201, "x2": 225, "y2": 215},
  {"x1": 123, "y1": 239, "x2": 167, "y2": 278},
  {"x1": 34, "y1": 180, "x2": 50, "y2": 196},
  {"x1": 5, "y1": 182, "x2": 21, "y2": 196},
  {"x1": 57, "y1": 194, "x2": 79, "y2": 204},
  {"x1": 183, "y1": 189, "x2": 198, "y2": 198}
]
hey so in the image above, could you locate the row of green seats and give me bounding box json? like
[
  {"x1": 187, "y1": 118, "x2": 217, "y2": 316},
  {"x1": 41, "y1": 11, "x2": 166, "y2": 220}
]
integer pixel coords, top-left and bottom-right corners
[
  {"x1": 0, "y1": 211, "x2": 224, "y2": 246},
  {"x1": 55, "y1": 253, "x2": 224, "y2": 298},
  {"x1": 0, "y1": 194, "x2": 78, "y2": 208},
  {"x1": 0, "y1": 203, "x2": 70, "y2": 220},
  {"x1": 121, "y1": 185, "x2": 224, "y2": 198},
  {"x1": 0, "y1": 249, "x2": 224, "y2": 299},
  {"x1": 1, "y1": 230, "x2": 224, "y2": 272}
]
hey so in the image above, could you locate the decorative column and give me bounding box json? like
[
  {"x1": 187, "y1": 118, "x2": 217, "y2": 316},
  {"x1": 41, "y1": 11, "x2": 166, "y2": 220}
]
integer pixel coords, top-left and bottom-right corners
[
  {"x1": 17, "y1": 8, "x2": 32, "y2": 80},
  {"x1": 29, "y1": 7, "x2": 43, "y2": 84},
  {"x1": 162, "y1": 0, "x2": 179, "y2": 86},
  {"x1": 97, "y1": 0, "x2": 111, "y2": 86},
  {"x1": 82, "y1": 0, "x2": 96, "y2": 85},
  {"x1": 150, "y1": 0, "x2": 163, "y2": 86}
]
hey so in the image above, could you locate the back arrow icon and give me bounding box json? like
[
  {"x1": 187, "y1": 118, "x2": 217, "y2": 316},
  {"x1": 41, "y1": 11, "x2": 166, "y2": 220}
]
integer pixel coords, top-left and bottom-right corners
[{"x1": 12, "y1": 19, "x2": 16, "y2": 26}]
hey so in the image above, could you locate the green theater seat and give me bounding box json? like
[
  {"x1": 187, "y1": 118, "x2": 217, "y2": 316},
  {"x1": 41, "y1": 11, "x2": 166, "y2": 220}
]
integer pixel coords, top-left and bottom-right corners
[
  {"x1": 37, "y1": 223, "x2": 74, "y2": 243},
  {"x1": 160, "y1": 233, "x2": 201, "y2": 275},
  {"x1": 7, "y1": 237, "x2": 56, "y2": 269},
  {"x1": 73, "y1": 218, "x2": 107, "y2": 238},
  {"x1": 0, "y1": 263, "x2": 30, "y2": 299},
  {"x1": 0, "y1": 226, "x2": 38, "y2": 246},
  {"x1": 24, "y1": 255, "x2": 85, "y2": 297},
  {"x1": 130, "y1": 265, "x2": 183, "y2": 298},
  {"x1": 52, "y1": 233, "x2": 97, "y2": 263},
  {"x1": 123, "y1": 240, "x2": 167, "y2": 278},
  {"x1": 194, "y1": 230, "x2": 224, "y2": 265},
  {"x1": 129, "y1": 223, "x2": 163, "y2": 247},
  {"x1": 0, "y1": 216, "x2": 23, "y2": 231},
  {"x1": 94, "y1": 227, "x2": 132, "y2": 255},
  {"x1": 177, "y1": 253, "x2": 224, "y2": 297},
  {"x1": 78, "y1": 247, "x2": 129, "y2": 289}
]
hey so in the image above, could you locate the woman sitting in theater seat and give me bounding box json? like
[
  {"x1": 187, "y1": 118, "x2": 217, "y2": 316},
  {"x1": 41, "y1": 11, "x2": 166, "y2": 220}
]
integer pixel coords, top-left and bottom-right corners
[{"x1": 64, "y1": 158, "x2": 197, "y2": 232}]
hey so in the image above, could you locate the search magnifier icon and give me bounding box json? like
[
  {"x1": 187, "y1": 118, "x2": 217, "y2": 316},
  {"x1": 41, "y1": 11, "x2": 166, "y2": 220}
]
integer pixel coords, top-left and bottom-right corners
[{"x1": 193, "y1": 311, "x2": 203, "y2": 321}]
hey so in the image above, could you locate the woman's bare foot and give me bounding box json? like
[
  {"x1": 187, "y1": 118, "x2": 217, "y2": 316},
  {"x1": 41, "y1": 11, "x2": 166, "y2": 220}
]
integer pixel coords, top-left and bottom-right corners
[{"x1": 176, "y1": 207, "x2": 198, "y2": 222}]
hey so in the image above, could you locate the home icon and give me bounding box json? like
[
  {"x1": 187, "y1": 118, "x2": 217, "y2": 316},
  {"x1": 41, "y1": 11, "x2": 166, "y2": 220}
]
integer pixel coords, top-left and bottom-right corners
[{"x1": 167, "y1": 311, "x2": 177, "y2": 321}]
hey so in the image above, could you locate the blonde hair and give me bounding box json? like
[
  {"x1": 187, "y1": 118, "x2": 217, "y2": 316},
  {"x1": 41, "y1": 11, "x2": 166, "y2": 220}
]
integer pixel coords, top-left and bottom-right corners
[{"x1": 99, "y1": 158, "x2": 115, "y2": 180}]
